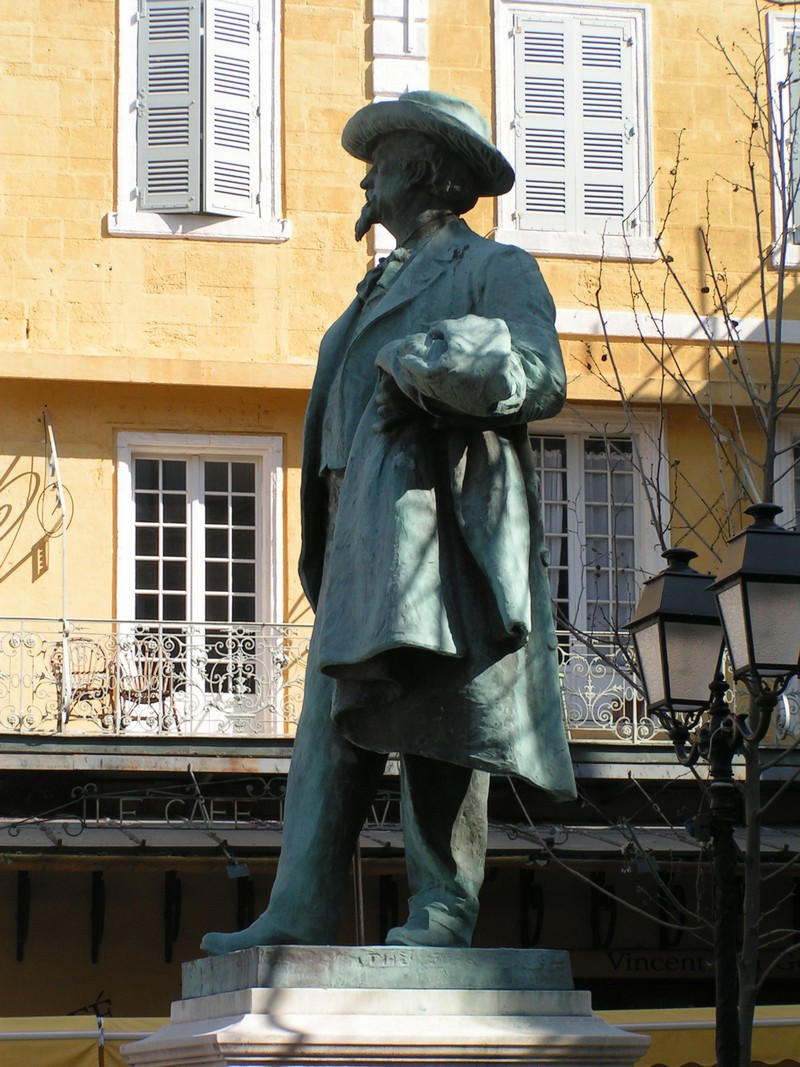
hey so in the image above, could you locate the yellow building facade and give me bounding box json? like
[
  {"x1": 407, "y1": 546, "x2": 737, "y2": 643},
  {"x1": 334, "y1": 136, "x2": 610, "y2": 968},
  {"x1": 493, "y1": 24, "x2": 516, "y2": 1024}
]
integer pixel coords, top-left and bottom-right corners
[{"x1": 0, "y1": 0, "x2": 799, "y2": 1027}]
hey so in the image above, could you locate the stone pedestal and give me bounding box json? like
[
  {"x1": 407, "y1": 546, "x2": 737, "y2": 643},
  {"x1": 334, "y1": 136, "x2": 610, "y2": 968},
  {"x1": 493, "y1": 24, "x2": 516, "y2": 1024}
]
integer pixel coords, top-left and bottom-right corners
[{"x1": 122, "y1": 947, "x2": 649, "y2": 1067}]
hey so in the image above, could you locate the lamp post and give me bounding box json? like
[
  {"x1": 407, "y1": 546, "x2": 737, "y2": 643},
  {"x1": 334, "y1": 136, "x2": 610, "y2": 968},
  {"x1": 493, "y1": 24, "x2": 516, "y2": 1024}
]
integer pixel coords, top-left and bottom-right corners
[{"x1": 627, "y1": 506, "x2": 800, "y2": 1067}]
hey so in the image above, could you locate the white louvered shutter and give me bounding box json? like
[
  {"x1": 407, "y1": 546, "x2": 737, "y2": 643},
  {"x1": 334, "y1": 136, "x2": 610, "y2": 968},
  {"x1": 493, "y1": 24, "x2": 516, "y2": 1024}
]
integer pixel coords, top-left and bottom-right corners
[
  {"x1": 137, "y1": 0, "x2": 201, "y2": 212},
  {"x1": 514, "y1": 16, "x2": 571, "y2": 231},
  {"x1": 514, "y1": 14, "x2": 636, "y2": 236},
  {"x1": 203, "y1": 0, "x2": 261, "y2": 216},
  {"x1": 577, "y1": 20, "x2": 634, "y2": 236}
]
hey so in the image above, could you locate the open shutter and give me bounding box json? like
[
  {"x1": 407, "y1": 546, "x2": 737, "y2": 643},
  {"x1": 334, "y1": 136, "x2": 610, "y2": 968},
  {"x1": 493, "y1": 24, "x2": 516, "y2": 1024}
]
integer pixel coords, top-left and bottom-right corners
[
  {"x1": 137, "y1": 0, "x2": 201, "y2": 212},
  {"x1": 514, "y1": 14, "x2": 636, "y2": 236},
  {"x1": 203, "y1": 0, "x2": 261, "y2": 216},
  {"x1": 576, "y1": 19, "x2": 634, "y2": 236},
  {"x1": 514, "y1": 15, "x2": 572, "y2": 232}
]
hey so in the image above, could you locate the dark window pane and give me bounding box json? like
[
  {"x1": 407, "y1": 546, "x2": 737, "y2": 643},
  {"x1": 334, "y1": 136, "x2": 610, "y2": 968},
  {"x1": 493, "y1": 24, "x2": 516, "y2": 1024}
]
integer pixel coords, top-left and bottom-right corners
[
  {"x1": 162, "y1": 460, "x2": 186, "y2": 490},
  {"x1": 135, "y1": 458, "x2": 159, "y2": 490},
  {"x1": 136, "y1": 593, "x2": 159, "y2": 620},
  {"x1": 135, "y1": 559, "x2": 159, "y2": 590},
  {"x1": 205, "y1": 461, "x2": 228, "y2": 492},
  {"x1": 231, "y1": 495, "x2": 255, "y2": 527},
  {"x1": 163, "y1": 527, "x2": 186, "y2": 557},
  {"x1": 135, "y1": 493, "x2": 159, "y2": 523},
  {"x1": 232, "y1": 527, "x2": 255, "y2": 560},
  {"x1": 163, "y1": 560, "x2": 186, "y2": 591},
  {"x1": 204, "y1": 495, "x2": 228, "y2": 527},
  {"x1": 206, "y1": 561, "x2": 229, "y2": 592},
  {"x1": 232, "y1": 462, "x2": 255, "y2": 493},
  {"x1": 584, "y1": 438, "x2": 610, "y2": 466},
  {"x1": 206, "y1": 595, "x2": 230, "y2": 622},
  {"x1": 162, "y1": 494, "x2": 186, "y2": 524},
  {"x1": 206, "y1": 527, "x2": 229, "y2": 559},
  {"x1": 233, "y1": 562, "x2": 255, "y2": 593},
  {"x1": 162, "y1": 594, "x2": 187, "y2": 621},
  {"x1": 232, "y1": 596, "x2": 256, "y2": 622},
  {"x1": 136, "y1": 526, "x2": 159, "y2": 556}
]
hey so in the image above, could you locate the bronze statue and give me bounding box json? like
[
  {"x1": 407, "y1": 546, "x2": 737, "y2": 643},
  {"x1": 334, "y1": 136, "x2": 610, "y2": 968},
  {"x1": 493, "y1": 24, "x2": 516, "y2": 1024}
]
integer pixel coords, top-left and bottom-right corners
[{"x1": 202, "y1": 92, "x2": 575, "y2": 953}]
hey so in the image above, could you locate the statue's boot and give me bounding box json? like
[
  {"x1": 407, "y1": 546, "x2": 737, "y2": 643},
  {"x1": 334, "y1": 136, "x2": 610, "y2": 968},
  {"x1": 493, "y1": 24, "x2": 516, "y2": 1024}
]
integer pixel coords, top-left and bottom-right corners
[
  {"x1": 386, "y1": 754, "x2": 489, "y2": 948},
  {"x1": 201, "y1": 654, "x2": 386, "y2": 955},
  {"x1": 386, "y1": 901, "x2": 472, "y2": 947}
]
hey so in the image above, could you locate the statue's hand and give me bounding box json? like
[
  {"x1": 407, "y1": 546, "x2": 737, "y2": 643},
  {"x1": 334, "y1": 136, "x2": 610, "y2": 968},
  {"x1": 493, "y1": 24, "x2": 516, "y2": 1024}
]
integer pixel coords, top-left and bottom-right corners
[
  {"x1": 372, "y1": 368, "x2": 420, "y2": 432},
  {"x1": 391, "y1": 317, "x2": 517, "y2": 417}
]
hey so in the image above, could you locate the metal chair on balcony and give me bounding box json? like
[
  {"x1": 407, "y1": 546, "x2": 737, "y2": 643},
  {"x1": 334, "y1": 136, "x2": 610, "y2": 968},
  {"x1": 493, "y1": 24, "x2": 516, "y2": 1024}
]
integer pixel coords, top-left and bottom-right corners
[
  {"x1": 49, "y1": 637, "x2": 113, "y2": 729},
  {"x1": 115, "y1": 634, "x2": 177, "y2": 732}
]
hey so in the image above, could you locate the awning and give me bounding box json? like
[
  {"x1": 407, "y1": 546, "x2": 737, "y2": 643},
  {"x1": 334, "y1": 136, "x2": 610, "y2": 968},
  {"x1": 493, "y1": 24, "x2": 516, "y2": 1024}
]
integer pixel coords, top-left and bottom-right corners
[
  {"x1": 0, "y1": 1017, "x2": 160, "y2": 1067},
  {"x1": 601, "y1": 1005, "x2": 800, "y2": 1066},
  {"x1": 0, "y1": 1008, "x2": 797, "y2": 1067},
  {"x1": 1, "y1": 818, "x2": 799, "y2": 858}
]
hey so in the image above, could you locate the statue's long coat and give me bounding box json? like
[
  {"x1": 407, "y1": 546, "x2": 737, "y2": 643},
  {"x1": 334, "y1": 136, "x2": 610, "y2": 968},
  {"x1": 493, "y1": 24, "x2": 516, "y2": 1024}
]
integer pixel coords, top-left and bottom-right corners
[{"x1": 299, "y1": 219, "x2": 576, "y2": 800}]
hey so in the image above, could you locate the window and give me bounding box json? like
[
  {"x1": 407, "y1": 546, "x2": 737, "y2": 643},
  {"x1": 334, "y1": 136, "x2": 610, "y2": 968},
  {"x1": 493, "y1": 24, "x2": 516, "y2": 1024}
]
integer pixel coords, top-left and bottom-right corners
[
  {"x1": 532, "y1": 413, "x2": 666, "y2": 741},
  {"x1": 117, "y1": 434, "x2": 284, "y2": 733},
  {"x1": 494, "y1": 1, "x2": 654, "y2": 260},
  {"x1": 529, "y1": 411, "x2": 665, "y2": 633},
  {"x1": 109, "y1": 0, "x2": 288, "y2": 241},
  {"x1": 769, "y1": 13, "x2": 800, "y2": 266},
  {"x1": 775, "y1": 418, "x2": 800, "y2": 528},
  {"x1": 130, "y1": 456, "x2": 260, "y2": 626},
  {"x1": 533, "y1": 434, "x2": 636, "y2": 632}
]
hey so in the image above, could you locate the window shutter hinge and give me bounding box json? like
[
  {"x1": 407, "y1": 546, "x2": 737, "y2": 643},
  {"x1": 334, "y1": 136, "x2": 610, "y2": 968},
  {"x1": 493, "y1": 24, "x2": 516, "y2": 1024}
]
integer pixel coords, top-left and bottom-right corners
[{"x1": 626, "y1": 36, "x2": 633, "y2": 47}]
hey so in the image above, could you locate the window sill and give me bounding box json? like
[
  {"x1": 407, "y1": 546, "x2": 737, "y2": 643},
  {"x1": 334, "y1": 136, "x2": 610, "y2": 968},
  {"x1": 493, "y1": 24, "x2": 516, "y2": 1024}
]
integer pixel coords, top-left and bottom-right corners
[
  {"x1": 771, "y1": 238, "x2": 800, "y2": 270},
  {"x1": 494, "y1": 228, "x2": 658, "y2": 263},
  {"x1": 106, "y1": 210, "x2": 291, "y2": 243}
]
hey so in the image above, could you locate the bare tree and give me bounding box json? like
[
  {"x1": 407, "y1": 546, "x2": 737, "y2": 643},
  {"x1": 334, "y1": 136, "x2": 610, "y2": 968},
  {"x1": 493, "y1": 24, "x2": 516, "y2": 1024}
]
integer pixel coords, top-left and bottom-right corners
[{"x1": 556, "y1": 5, "x2": 800, "y2": 1063}]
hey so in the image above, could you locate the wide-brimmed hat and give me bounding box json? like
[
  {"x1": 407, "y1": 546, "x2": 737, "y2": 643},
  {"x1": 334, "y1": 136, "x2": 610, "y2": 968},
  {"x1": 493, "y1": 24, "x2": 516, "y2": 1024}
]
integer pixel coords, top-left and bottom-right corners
[{"x1": 341, "y1": 91, "x2": 515, "y2": 197}]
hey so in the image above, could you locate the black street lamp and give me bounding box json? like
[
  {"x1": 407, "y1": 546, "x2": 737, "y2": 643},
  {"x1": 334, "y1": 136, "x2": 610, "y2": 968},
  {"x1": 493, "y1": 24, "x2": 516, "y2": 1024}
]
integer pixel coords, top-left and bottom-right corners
[{"x1": 627, "y1": 505, "x2": 800, "y2": 1067}]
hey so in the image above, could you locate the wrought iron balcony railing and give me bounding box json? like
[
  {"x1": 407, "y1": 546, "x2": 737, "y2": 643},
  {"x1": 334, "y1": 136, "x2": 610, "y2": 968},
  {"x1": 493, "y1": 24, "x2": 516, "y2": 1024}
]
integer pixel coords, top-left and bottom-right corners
[
  {"x1": 0, "y1": 619, "x2": 797, "y2": 746},
  {"x1": 0, "y1": 619, "x2": 309, "y2": 737}
]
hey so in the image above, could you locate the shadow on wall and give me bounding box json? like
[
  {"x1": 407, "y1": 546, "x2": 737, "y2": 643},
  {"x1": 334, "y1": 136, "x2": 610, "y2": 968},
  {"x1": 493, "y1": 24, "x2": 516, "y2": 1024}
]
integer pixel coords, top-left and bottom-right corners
[{"x1": 0, "y1": 455, "x2": 73, "y2": 586}]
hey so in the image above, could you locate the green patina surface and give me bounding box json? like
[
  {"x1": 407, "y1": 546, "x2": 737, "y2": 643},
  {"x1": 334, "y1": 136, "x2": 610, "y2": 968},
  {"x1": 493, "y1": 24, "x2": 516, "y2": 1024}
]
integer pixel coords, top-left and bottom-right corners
[{"x1": 183, "y1": 946, "x2": 574, "y2": 998}]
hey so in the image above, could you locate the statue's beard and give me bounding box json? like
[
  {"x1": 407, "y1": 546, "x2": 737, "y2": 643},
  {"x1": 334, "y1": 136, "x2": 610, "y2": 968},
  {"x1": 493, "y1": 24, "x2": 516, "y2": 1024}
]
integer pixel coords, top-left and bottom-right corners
[{"x1": 355, "y1": 199, "x2": 378, "y2": 242}]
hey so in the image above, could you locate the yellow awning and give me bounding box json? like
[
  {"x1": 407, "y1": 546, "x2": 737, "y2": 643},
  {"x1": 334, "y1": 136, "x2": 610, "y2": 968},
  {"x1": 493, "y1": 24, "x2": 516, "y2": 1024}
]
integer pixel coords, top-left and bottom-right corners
[
  {"x1": 600, "y1": 1005, "x2": 800, "y2": 1066},
  {"x1": 0, "y1": 1008, "x2": 797, "y2": 1067},
  {"x1": 0, "y1": 1017, "x2": 160, "y2": 1067}
]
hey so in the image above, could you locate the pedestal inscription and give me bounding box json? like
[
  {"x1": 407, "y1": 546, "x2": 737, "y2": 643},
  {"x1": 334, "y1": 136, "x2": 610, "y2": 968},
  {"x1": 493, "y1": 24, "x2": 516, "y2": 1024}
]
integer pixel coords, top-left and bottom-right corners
[{"x1": 122, "y1": 947, "x2": 649, "y2": 1067}]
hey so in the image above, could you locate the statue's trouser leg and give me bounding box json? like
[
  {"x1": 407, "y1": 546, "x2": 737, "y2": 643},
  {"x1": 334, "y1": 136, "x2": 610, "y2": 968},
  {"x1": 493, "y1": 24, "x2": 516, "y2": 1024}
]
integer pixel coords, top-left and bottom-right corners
[
  {"x1": 200, "y1": 653, "x2": 386, "y2": 952},
  {"x1": 392, "y1": 754, "x2": 490, "y2": 946}
]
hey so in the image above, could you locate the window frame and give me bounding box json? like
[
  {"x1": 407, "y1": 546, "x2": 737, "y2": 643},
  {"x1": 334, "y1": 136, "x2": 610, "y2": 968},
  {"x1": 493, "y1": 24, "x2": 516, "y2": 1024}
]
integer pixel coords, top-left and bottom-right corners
[
  {"x1": 768, "y1": 12, "x2": 800, "y2": 268},
  {"x1": 528, "y1": 407, "x2": 666, "y2": 633},
  {"x1": 775, "y1": 416, "x2": 800, "y2": 527},
  {"x1": 116, "y1": 432, "x2": 284, "y2": 622},
  {"x1": 109, "y1": 0, "x2": 289, "y2": 243},
  {"x1": 493, "y1": 0, "x2": 655, "y2": 261}
]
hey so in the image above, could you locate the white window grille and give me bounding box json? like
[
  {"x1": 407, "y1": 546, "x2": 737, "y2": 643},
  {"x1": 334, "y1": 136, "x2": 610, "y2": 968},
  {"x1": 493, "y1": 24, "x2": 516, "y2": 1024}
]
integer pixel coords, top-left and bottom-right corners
[
  {"x1": 531, "y1": 432, "x2": 639, "y2": 633},
  {"x1": 530, "y1": 413, "x2": 666, "y2": 740},
  {"x1": 117, "y1": 433, "x2": 284, "y2": 734}
]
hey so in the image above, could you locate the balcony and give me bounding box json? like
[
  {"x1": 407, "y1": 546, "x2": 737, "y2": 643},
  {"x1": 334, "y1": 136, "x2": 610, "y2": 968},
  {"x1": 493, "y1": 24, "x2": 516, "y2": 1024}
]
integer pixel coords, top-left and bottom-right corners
[
  {"x1": 0, "y1": 619, "x2": 797, "y2": 749},
  {"x1": 0, "y1": 618, "x2": 309, "y2": 738}
]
